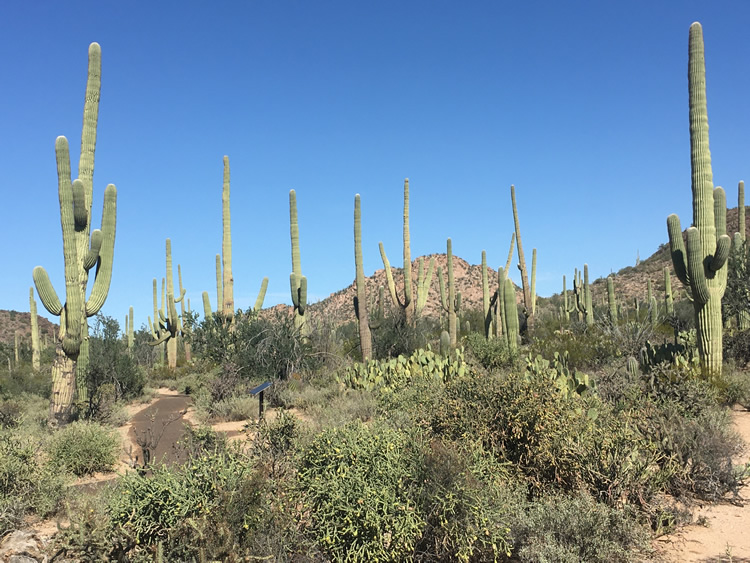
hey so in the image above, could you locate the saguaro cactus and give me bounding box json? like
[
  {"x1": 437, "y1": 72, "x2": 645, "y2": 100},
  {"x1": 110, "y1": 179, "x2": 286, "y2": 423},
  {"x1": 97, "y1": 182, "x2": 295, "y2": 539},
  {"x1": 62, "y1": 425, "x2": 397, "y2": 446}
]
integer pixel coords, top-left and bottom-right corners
[
  {"x1": 126, "y1": 306, "x2": 134, "y2": 350},
  {"x1": 221, "y1": 156, "x2": 234, "y2": 317},
  {"x1": 149, "y1": 239, "x2": 185, "y2": 370},
  {"x1": 666, "y1": 23, "x2": 731, "y2": 378},
  {"x1": 30, "y1": 288, "x2": 40, "y2": 371},
  {"x1": 353, "y1": 194, "x2": 372, "y2": 361},
  {"x1": 510, "y1": 185, "x2": 536, "y2": 331},
  {"x1": 607, "y1": 276, "x2": 617, "y2": 323},
  {"x1": 438, "y1": 238, "x2": 461, "y2": 347},
  {"x1": 379, "y1": 178, "x2": 434, "y2": 325},
  {"x1": 573, "y1": 265, "x2": 593, "y2": 326},
  {"x1": 32, "y1": 43, "x2": 117, "y2": 427},
  {"x1": 289, "y1": 190, "x2": 309, "y2": 335}
]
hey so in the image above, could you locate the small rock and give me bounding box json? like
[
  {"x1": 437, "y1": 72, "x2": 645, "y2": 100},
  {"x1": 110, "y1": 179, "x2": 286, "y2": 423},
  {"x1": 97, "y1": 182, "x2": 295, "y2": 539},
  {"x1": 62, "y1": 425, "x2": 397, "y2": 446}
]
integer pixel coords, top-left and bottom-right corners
[{"x1": 0, "y1": 531, "x2": 45, "y2": 562}]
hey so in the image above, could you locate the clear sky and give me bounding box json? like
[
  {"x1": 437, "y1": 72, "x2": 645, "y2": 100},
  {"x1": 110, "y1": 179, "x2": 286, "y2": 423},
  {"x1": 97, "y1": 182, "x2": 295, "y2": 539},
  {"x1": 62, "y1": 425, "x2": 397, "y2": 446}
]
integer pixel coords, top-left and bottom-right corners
[{"x1": 3, "y1": 1, "x2": 750, "y2": 328}]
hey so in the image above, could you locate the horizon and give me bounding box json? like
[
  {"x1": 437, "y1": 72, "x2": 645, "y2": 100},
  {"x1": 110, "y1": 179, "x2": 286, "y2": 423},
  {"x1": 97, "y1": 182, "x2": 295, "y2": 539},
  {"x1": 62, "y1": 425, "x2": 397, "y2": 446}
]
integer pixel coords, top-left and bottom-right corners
[{"x1": 3, "y1": 2, "x2": 750, "y2": 327}]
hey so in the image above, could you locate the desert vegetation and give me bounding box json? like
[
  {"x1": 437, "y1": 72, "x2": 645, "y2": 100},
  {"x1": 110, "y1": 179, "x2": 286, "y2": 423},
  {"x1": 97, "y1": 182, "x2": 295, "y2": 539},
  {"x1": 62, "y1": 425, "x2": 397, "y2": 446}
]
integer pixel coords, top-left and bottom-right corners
[{"x1": 3, "y1": 21, "x2": 750, "y2": 563}]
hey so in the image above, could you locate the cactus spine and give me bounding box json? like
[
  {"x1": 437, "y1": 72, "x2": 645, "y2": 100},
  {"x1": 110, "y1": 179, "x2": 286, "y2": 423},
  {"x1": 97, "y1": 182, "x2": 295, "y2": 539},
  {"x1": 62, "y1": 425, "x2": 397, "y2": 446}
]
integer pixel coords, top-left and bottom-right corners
[
  {"x1": 289, "y1": 190, "x2": 309, "y2": 335},
  {"x1": 30, "y1": 288, "x2": 40, "y2": 371},
  {"x1": 438, "y1": 239, "x2": 461, "y2": 347},
  {"x1": 510, "y1": 185, "x2": 535, "y2": 331},
  {"x1": 379, "y1": 179, "x2": 434, "y2": 325},
  {"x1": 666, "y1": 23, "x2": 731, "y2": 378},
  {"x1": 32, "y1": 43, "x2": 117, "y2": 427},
  {"x1": 354, "y1": 194, "x2": 372, "y2": 361}
]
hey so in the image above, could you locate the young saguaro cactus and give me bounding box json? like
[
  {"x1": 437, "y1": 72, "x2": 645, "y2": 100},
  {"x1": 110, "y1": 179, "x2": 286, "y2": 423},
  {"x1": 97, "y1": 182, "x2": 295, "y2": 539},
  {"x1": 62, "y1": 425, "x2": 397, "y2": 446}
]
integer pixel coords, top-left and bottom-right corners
[
  {"x1": 353, "y1": 194, "x2": 373, "y2": 361},
  {"x1": 289, "y1": 190, "x2": 309, "y2": 335},
  {"x1": 607, "y1": 276, "x2": 617, "y2": 323},
  {"x1": 379, "y1": 178, "x2": 434, "y2": 325},
  {"x1": 30, "y1": 288, "x2": 40, "y2": 371},
  {"x1": 221, "y1": 156, "x2": 234, "y2": 317},
  {"x1": 438, "y1": 238, "x2": 461, "y2": 347},
  {"x1": 666, "y1": 23, "x2": 732, "y2": 378},
  {"x1": 32, "y1": 43, "x2": 117, "y2": 427}
]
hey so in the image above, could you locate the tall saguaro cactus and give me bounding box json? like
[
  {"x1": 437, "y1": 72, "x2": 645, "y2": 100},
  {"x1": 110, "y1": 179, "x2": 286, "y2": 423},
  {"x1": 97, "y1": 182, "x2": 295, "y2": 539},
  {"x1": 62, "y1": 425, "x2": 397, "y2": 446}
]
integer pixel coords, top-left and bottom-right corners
[
  {"x1": 573, "y1": 265, "x2": 593, "y2": 326},
  {"x1": 379, "y1": 178, "x2": 434, "y2": 325},
  {"x1": 353, "y1": 194, "x2": 372, "y2": 360},
  {"x1": 32, "y1": 43, "x2": 117, "y2": 427},
  {"x1": 289, "y1": 190, "x2": 309, "y2": 335},
  {"x1": 221, "y1": 156, "x2": 234, "y2": 317},
  {"x1": 667, "y1": 23, "x2": 731, "y2": 378},
  {"x1": 29, "y1": 288, "x2": 40, "y2": 371},
  {"x1": 607, "y1": 276, "x2": 617, "y2": 323},
  {"x1": 510, "y1": 185, "x2": 536, "y2": 331}
]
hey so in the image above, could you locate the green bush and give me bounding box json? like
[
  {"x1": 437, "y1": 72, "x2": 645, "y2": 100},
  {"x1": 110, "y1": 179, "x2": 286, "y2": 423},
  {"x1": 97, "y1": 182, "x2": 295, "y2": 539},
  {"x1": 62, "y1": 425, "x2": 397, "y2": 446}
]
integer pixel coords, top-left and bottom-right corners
[
  {"x1": 109, "y1": 448, "x2": 266, "y2": 560},
  {"x1": 0, "y1": 431, "x2": 68, "y2": 536},
  {"x1": 464, "y1": 332, "x2": 519, "y2": 372},
  {"x1": 514, "y1": 492, "x2": 649, "y2": 562},
  {"x1": 297, "y1": 421, "x2": 424, "y2": 561},
  {"x1": 414, "y1": 439, "x2": 517, "y2": 561},
  {"x1": 46, "y1": 421, "x2": 120, "y2": 476}
]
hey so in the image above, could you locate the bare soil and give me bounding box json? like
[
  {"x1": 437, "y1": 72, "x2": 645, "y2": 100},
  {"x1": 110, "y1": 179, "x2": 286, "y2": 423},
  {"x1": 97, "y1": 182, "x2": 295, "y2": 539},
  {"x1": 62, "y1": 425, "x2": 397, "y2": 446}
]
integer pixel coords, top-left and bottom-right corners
[{"x1": 654, "y1": 405, "x2": 750, "y2": 562}]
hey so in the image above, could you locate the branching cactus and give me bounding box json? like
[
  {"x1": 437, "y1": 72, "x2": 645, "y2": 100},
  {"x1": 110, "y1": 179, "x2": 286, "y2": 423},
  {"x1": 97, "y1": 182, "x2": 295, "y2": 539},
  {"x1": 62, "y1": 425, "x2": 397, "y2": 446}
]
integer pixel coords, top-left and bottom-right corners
[
  {"x1": 379, "y1": 178, "x2": 434, "y2": 325},
  {"x1": 29, "y1": 288, "x2": 40, "y2": 371},
  {"x1": 289, "y1": 190, "x2": 309, "y2": 335},
  {"x1": 353, "y1": 194, "x2": 372, "y2": 361},
  {"x1": 148, "y1": 239, "x2": 185, "y2": 370},
  {"x1": 562, "y1": 275, "x2": 571, "y2": 323},
  {"x1": 438, "y1": 239, "x2": 461, "y2": 347},
  {"x1": 667, "y1": 23, "x2": 731, "y2": 378},
  {"x1": 573, "y1": 265, "x2": 593, "y2": 326},
  {"x1": 32, "y1": 43, "x2": 117, "y2": 427}
]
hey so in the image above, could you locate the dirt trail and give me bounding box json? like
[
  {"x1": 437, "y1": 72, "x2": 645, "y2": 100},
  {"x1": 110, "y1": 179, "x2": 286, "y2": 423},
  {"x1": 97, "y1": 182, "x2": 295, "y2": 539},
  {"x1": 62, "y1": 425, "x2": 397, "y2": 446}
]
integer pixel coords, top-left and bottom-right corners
[{"x1": 655, "y1": 406, "x2": 750, "y2": 562}]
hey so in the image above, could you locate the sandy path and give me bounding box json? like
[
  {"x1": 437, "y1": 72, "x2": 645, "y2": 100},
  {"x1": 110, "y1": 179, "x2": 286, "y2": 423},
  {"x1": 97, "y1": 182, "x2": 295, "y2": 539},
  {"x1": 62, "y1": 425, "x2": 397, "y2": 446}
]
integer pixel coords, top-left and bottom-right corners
[{"x1": 654, "y1": 406, "x2": 750, "y2": 562}]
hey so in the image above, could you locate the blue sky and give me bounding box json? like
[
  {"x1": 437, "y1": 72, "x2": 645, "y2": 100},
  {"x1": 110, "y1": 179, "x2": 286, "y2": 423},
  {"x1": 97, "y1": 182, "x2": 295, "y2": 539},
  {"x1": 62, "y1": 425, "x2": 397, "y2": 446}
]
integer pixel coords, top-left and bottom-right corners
[{"x1": 3, "y1": 1, "x2": 750, "y2": 328}]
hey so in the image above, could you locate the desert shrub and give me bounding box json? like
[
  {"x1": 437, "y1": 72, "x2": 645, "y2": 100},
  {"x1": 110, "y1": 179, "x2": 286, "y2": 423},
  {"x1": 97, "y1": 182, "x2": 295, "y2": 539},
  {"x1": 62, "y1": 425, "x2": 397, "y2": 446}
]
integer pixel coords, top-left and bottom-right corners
[
  {"x1": 414, "y1": 439, "x2": 517, "y2": 561},
  {"x1": 529, "y1": 322, "x2": 619, "y2": 371},
  {"x1": 0, "y1": 361, "x2": 52, "y2": 398},
  {"x1": 714, "y1": 367, "x2": 750, "y2": 407},
  {"x1": 187, "y1": 309, "x2": 316, "y2": 381},
  {"x1": 297, "y1": 421, "x2": 424, "y2": 561},
  {"x1": 109, "y1": 448, "x2": 266, "y2": 560},
  {"x1": 463, "y1": 332, "x2": 519, "y2": 372},
  {"x1": 86, "y1": 314, "x2": 145, "y2": 419},
  {"x1": 173, "y1": 425, "x2": 229, "y2": 463},
  {"x1": 46, "y1": 421, "x2": 120, "y2": 476},
  {"x1": 513, "y1": 492, "x2": 649, "y2": 563},
  {"x1": 0, "y1": 431, "x2": 68, "y2": 536},
  {"x1": 723, "y1": 328, "x2": 750, "y2": 368},
  {"x1": 371, "y1": 311, "x2": 438, "y2": 360}
]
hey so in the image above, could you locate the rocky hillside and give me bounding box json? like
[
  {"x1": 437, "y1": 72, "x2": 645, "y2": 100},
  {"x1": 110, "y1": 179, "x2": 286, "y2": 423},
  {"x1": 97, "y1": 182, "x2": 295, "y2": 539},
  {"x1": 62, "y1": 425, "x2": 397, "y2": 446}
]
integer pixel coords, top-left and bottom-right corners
[{"x1": 0, "y1": 310, "x2": 57, "y2": 347}]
